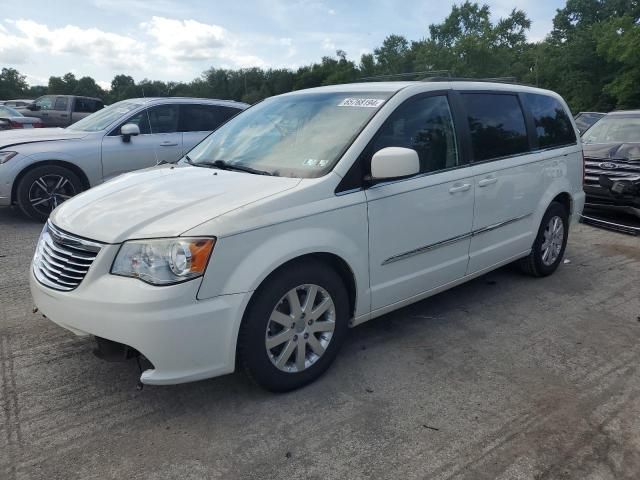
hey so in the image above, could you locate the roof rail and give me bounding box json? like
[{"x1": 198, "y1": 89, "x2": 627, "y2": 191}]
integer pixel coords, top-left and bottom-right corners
[
  {"x1": 357, "y1": 70, "x2": 452, "y2": 82},
  {"x1": 356, "y1": 72, "x2": 528, "y2": 85},
  {"x1": 421, "y1": 76, "x2": 521, "y2": 84}
]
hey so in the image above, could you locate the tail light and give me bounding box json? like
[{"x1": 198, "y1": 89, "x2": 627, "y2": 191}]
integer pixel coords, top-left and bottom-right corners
[{"x1": 8, "y1": 121, "x2": 23, "y2": 128}]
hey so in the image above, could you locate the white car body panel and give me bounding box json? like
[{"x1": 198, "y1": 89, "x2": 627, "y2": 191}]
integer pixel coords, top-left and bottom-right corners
[
  {"x1": 30, "y1": 81, "x2": 586, "y2": 385},
  {"x1": 365, "y1": 170, "x2": 475, "y2": 310},
  {"x1": 50, "y1": 166, "x2": 301, "y2": 243}
]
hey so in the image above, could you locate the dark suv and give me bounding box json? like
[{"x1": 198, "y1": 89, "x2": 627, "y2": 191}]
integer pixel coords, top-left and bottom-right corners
[{"x1": 582, "y1": 110, "x2": 640, "y2": 218}]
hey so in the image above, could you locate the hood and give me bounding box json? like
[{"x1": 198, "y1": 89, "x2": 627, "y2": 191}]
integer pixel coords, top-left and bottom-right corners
[
  {"x1": 50, "y1": 165, "x2": 301, "y2": 243},
  {"x1": 583, "y1": 143, "x2": 640, "y2": 162},
  {"x1": 0, "y1": 127, "x2": 88, "y2": 148}
]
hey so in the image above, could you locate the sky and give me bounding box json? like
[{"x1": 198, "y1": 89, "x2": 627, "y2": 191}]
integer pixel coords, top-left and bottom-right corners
[{"x1": 0, "y1": 0, "x2": 565, "y2": 89}]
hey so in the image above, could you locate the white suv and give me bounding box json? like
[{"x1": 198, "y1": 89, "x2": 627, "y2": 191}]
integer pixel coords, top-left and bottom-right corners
[{"x1": 30, "y1": 81, "x2": 585, "y2": 391}]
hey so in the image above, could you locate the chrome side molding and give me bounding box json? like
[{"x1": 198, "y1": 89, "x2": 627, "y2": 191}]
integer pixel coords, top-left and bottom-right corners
[{"x1": 382, "y1": 213, "x2": 532, "y2": 265}]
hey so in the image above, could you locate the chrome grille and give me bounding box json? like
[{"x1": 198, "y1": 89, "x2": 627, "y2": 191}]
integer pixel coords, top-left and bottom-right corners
[
  {"x1": 584, "y1": 157, "x2": 640, "y2": 185},
  {"x1": 33, "y1": 222, "x2": 103, "y2": 291}
]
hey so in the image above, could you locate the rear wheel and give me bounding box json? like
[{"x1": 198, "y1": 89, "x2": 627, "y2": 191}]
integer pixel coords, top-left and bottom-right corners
[
  {"x1": 238, "y1": 260, "x2": 349, "y2": 392},
  {"x1": 519, "y1": 201, "x2": 569, "y2": 277},
  {"x1": 16, "y1": 165, "x2": 83, "y2": 222}
]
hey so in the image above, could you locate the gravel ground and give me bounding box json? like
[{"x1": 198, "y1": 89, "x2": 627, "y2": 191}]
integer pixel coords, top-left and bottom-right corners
[{"x1": 1, "y1": 205, "x2": 639, "y2": 480}]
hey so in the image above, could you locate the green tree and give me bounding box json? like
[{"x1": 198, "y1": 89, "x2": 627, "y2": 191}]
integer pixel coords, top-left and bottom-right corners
[
  {"x1": 374, "y1": 35, "x2": 413, "y2": 74},
  {"x1": 595, "y1": 14, "x2": 640, "y2": 108},
  {"x1": 0, "y1": 68, "x2": 28, "y2": 99}
]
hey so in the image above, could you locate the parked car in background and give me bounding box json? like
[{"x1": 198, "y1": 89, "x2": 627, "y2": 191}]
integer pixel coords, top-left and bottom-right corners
[
  {"x1": 16, "y1": 95, "x2": 104, "y2": 127},
  {"x1": 574, "y1": 111, "x2": 605, "y2": 135},
  {"x1": 0, "y1": 105, "x2": 44, "y2": 130},
  {"x1": 582, "y1": 110, "x2": 640, "y2": 218},
  {"x1": 0, "y1": 97, "x2": 248, "y2": 220},
  {"x1": 29, "y1": 81, "x2": 585, "y2": 391},
  {"x1": 1, "y1": 99, "x2": 34, "y2": 108}
]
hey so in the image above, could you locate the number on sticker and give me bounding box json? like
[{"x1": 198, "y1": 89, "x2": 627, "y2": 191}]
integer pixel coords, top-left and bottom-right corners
[{"x1": 338, "y1": 98, "x2": 385, "y2": 108}]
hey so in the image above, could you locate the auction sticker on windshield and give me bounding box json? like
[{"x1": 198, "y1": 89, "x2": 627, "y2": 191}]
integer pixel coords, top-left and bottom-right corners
[{"x1": 338, "y1": 98, "x2": 385, "y2": 108}]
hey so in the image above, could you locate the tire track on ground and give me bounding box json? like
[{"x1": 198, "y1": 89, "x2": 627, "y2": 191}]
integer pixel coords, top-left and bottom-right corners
[{"x1": 0, "y1": 334, "x2": 22, "y2": 480}]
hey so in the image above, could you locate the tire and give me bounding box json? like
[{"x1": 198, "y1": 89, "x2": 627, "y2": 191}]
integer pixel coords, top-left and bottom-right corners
[
  {"x1": 16, "y1": 165, "x2": 83, "y2": 222},
  {"x1": 519, "y1": 201, "x2": 569, "y2": 277},
  {"x1": 238, "y1": 259, "x2": 349, "y2": 392}
]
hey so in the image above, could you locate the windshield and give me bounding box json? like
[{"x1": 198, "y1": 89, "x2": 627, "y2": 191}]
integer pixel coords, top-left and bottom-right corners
[
  {"x1": 574, "y1": 113, "x2": 604, "y2": 134},
  {"x1": 67, "y1": 101, "x2": 142, "y2": 132},
  {"x1": 0, "y1": 105, "x2": 22, "y2": 117},
  {"x1": 183, "y1": 91, "x2": 393, "y2": 178},
  {"x1": 582, "y1": 115, "x2": 640, "y2": 144}
]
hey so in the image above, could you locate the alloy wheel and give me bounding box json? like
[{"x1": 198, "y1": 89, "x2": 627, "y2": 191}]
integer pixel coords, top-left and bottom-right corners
[
  {"x1": 28, "y1": 174, "x2": 76, "y2": 216},
  {"x1": 541, "y1": 215, "x2": 564, "y2": 266},
  {"x1": 265, "y1": 284, "x2": 336, "y2": 373}
]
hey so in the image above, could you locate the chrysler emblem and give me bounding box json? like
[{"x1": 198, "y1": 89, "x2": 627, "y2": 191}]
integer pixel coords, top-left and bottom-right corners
[{"x1": 599, "y1": 162, "x2": 618, "y2": 170}]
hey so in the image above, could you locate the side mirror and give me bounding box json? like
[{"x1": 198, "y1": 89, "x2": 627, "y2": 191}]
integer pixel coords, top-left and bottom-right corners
[
  {"x1": 27, "y1": 104, "x2": 37, "y2": 111},
  {"x1": 369, "y1": 147, "x2": 420, "y2": 183},
  {"x1": 120, "y1": 123, "x2": 140, "y2": 143}
]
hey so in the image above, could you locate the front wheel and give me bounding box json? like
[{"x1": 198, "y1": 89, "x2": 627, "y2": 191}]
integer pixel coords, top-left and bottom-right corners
[
  {"x1": 519, "y1": 201, "x2": 569, "y2": 277},
  {"x1": 16, "y1": 165, "x2": 83, "y2": 222},
  {"x1": 238, "y1": 260, "x2": 349, "y2": 392}
]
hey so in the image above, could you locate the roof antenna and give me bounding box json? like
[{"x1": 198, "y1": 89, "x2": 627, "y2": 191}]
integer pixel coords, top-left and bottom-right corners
[{"x1": 141, "y1": 86, "x2": 161, "y2": 166}]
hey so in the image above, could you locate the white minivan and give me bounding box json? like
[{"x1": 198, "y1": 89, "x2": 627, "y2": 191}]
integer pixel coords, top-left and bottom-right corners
[{"x1": 30, "y1": 81, "x2": 585, "y2": 391}]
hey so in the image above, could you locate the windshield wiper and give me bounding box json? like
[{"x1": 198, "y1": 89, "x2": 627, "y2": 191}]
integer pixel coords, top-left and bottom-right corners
[{"x1": 198, "y1": 159, "x2": 273, "y2": 176}]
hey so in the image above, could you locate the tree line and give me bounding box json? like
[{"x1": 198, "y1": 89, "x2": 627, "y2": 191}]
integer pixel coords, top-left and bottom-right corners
[{"x1": 1, "y1": 0, "x2": 638, "y2": 113}]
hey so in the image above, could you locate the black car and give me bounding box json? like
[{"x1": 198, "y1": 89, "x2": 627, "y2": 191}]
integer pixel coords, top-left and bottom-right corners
[
  {"x1": 574, "y1": 111, "x2": 605, "y2": 135},
  {"x1": 582, "y1": 110, "x2": 640, "y2": 218}
]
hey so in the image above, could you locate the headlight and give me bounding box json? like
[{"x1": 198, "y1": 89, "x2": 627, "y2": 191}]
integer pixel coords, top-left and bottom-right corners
[
  {"x1": 111, "y1": 237, "x2": 215, "y2": 285},
  {"x1": 0, "y1": 151, "x2": 18, "y2": 164}
]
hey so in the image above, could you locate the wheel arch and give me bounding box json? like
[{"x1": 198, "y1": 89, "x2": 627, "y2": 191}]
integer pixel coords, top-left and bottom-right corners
[
  {"x1": 246, "y1": 252, "x2": 358, "y2": 321},
  {"x1": 11, "y1": 160, "x2": 91, "y2": 203},
  {"x1": 551, "y1": 191, "x2": 573, "y2": 215}
]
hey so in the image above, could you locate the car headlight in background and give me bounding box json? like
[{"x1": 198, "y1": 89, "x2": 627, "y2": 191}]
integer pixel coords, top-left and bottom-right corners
[
  {"x1": 111, "y1": 237, "x2": 215, "y2": 285},
  {"x1": 0, "y1": 151, "x2": 18, "y2": 164}
]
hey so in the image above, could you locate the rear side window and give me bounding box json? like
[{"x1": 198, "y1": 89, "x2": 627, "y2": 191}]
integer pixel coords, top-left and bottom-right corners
[
  {"x1": 179, "y1": 104, "x2": 241, "y2": 132},
  {"x1": 462, "y1": 93, "x2": 529, "y2": 161},
  {"x1": 522, "y1": 93, "x2": 576, "y2": 148},
  {"x1": 369, "y1": 95, "x2": 459, "y2": 174},
  {"x1": 74, "y1": 98, "x2": 96, "y2": 113},
  {"x1": 54, "y1": 97, "x2": 69, "y2": 111}
]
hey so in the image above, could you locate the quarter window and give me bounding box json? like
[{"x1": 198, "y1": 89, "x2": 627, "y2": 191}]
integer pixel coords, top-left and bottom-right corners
[
  {"x1": 370, "y1": 95, "x2": 459, "y2": 174},
  {"x1": 462, "y1": 93, "x2": 529, "y2": 161},
  {"x1": 179, "y1": 104, "x2": 241, "y2": 132},
  {"x1": 522, "y1": 93, "x2": 576, "y2": 148}
]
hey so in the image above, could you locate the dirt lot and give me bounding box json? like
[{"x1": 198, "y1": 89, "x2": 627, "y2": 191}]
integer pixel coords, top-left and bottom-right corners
[{"x1": 1, "y1": 205, "x2": 639, "y2": 480}]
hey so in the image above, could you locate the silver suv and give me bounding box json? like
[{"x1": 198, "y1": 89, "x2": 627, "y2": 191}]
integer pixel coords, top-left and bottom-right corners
[{"x1": 0, "y1": 97, "x2": 248, "y2": 220}]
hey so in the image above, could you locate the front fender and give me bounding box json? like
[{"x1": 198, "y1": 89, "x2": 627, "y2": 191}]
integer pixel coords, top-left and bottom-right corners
[
  {"x1": 196, "y1": 201, "x2": 370, "y2": 318},
  {"x1": 23, "y1": 143, "x2": 102, "y2": 186}
]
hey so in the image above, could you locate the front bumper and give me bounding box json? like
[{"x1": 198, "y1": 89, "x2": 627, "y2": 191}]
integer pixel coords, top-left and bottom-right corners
[
  {"x1": 584, "y1": 184, "x2": 640, "y2": 218},
  {"x1": 30, "y1": 246, "x2": 252, "y2": 385}
]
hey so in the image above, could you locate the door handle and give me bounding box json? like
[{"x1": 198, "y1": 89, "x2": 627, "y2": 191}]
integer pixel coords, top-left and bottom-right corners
[
  {"x1": 159, "y1": 141, "x2": 178, "y2": 147},
  {"x1": 449, "y1": 183, "x2": 471, "y2": 193},
  {"x1": 478, "y1": 177, "x2": 497, "y2": 187}
]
